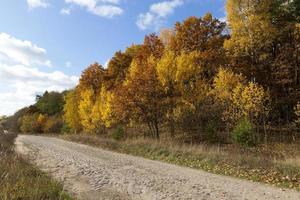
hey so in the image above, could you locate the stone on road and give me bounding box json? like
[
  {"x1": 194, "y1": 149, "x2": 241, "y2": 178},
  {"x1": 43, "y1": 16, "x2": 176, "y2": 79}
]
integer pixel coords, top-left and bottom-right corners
[{"x1": 15, "y1": 135, "x2": 300, "y2": 200}]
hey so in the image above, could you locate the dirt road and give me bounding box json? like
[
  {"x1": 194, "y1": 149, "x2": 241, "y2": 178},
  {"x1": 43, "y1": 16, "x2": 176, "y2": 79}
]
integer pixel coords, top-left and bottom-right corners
[{"x1": 15, "y1": 135, "x2": 300, "y2": 200}]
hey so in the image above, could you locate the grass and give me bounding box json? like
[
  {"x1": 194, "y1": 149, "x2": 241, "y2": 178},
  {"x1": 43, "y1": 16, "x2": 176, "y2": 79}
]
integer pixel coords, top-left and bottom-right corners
[
  {"x1": 0, "y1": 133, "x2": 72, "y2": 200},
  {"x1": 62, "y1": 134, "x2": 300, "y2": 191}
]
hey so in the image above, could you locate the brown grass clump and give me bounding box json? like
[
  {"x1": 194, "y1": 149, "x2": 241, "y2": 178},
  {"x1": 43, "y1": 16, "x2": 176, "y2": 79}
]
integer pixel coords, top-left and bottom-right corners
[{"x1": 0, "y1": 133, "x2": 72, "y2": 200}]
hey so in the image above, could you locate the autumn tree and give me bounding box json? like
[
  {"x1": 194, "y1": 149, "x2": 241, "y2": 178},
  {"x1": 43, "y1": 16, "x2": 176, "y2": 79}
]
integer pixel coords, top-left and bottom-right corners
[
  {"x1": 225, "y1": 0, "x2": 300, "y2": 124},
  {"x1": 159, "y1": 28, "x2": 175, "y2": 48},
  {"x1": 225, "y1": 0, "x2": 276, "y2": 82},
  {"x1": 104, "y1": 45, "x2": 140, "y2": 90},
  {"x1": 170, "y1": 13, "x2": 228, "y2": 82},
  {"x1": 140, "y1": 33, "x2": 165, "y2": 60},
  {"x1": 213, "y1": 68, "x2": 245, "y2": 103},
  {"x1": 171, "y1": 13, "x2": 228, "y2": 53},
  {"x1": 92, "y1": 86, "x2": 116, "y2": 131},
  {"x1": 116, "y1": 55, "x2": 166, "y2": 140},
  {"x1": 157, "y1": 50, "x2": 179, "y2": 137},
  {"x1": 222, "y1": 81, "x2": 270, "y2": 142},
  {"x1": 78, "y1": 63, "x2": 105, "y2": 95},
  {"x1": 271, "y1": 5, "x2": 300, "y2": 123},
  {"x1": 78, "y1": 88, "x2": 95, "y2": 134},
  {"x1": 64, "y1": 89, "x2": 81, "y2": 133}
]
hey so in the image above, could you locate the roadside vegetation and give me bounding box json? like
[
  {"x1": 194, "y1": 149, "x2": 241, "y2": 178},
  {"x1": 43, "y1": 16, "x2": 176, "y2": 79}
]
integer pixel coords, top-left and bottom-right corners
[
  {"x1": 62, "y1": 134, "x2": 300, "y2": 191},
  {"x1": 0, "y1": 133, "x2": 72, "y2": 200},
  {"x1": 1, "y1": 0, "x2": 300, "y2": 193}
]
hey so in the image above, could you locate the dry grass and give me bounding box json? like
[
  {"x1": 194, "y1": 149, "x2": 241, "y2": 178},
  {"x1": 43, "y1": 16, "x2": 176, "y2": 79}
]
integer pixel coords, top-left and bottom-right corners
[
  {"x1": 62, "y1": 134, "x2": 300, "y2": 191},
  {"x1": 0, "y1": 133, "x2": 72, "y2": 200}
]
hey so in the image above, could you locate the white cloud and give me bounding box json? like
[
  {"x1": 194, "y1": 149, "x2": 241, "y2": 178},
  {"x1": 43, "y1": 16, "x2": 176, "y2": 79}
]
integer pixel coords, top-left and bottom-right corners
[
  {"x1": 0, "y1": 33, "x2": 78, "y2": 116},
  {"x1": 137, "y1": 12, "x2": 157, "y2": 31},
  {"x1": 90, "y1": 5, "x2": 123, "y2": 18},
  {"x1": 150, "y1": 0, "x2": 183, "y2": 17},
  {"x1": 65, "y1": 0, "x2": 123, "y2": 18},
  {"x1": 61, "y1": 8, "x2": 71, "y2": 15},
  {"x1": 0, "y1": 33, "x2": 51, "y2": 67},
  {"x1": 137, "y1": 0, "x2": 184, "y2": 30},
  {"x1": 27, "y1": 0, "x2": 49, "y2": 9}
]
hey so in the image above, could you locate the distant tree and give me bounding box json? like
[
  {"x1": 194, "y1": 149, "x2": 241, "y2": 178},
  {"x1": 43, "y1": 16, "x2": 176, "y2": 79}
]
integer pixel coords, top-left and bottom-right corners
[
  {"x1": 36, "y1": 91, "x2": 64, "y2": 115},
  {"x1": 20, "y1": 114, "x2": 45, "y2": 133},
  {"x1": 43, "y1": 116, "x2": 64, "y2": 134}
]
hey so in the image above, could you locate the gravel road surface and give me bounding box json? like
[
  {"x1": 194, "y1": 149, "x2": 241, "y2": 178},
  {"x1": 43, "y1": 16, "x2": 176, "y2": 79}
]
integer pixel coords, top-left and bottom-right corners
[{"x1": 15, "y1": 135, "x2": 300, "y2": 200}]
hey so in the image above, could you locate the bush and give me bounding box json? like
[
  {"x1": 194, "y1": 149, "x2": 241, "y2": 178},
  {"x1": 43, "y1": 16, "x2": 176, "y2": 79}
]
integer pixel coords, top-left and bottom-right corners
[
  {"x1": 112, "y1": 127, "x2": 124, "y2": 141},
  {"x1": 231, "y1": 118, "x2": 256, "y2": 147},
  {"x1": 43, "y1": 117, "x2": 63, "y2": 134},
  {"x1": 20, "y1": 114, "x2": 43, "y2": 133},
  {"x1": 204, "y1": 120, "x2": 219, "y2": 143},
  {"x1": 61, "y1": 124, "x2": 71, "y2": 134}
]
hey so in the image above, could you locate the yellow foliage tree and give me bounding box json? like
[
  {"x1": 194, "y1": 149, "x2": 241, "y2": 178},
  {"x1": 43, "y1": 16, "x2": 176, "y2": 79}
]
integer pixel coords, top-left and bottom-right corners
[
  {"x1": 175, "y1": 51, "x2": 210, "y2": 108},
  {"x1": 64, "y1": 89, "x2": 81, "y2": 133},
  {"x1": 78, "y1": 88, "x2": 95, "y2": 134},
  {"x1": 92, "y1": 86, "x2": 116, "y2": 129},
  {"x1": 213, "y1": 68, "x2": 245, "y2": 102},
  {"x1": 223, "y1": 81, "x2": 270, "y2": 132},
  {"x1": 157, "y1": 50, "x2": 178, "y2": 137}
]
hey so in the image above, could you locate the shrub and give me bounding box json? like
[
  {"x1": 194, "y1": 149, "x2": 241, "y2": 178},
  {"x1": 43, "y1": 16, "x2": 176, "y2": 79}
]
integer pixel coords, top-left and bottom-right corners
[
  {"x1": 20, "y1": 114, "x2": 43, "y2": 133},
  {"x1": 231, "y1": 118, "x2": 256, "y2": 147},
  {"x1": 61, "y1": 123, "x2": 71, "y2": 134},
  {"x1": 204, "y1": 120, "x2": 219, "y2": 143},
  {"x1": 112, "y1": 127, "x2": 124, "y2": 141},
  {"x1": 43, "y1": 116, "x2": 63, "y2": 134}
]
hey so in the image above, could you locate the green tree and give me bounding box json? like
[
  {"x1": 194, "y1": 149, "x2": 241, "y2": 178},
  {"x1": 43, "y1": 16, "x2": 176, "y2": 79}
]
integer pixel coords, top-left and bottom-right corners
[{"x1": 36, "y1": 91, "x2": 64, "y2": 115}]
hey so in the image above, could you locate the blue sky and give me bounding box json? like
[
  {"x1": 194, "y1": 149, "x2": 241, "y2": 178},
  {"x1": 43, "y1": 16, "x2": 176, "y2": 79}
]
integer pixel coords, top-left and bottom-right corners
[{"x1": 0, "y1": 0, "x2": 226, "y2": 115}]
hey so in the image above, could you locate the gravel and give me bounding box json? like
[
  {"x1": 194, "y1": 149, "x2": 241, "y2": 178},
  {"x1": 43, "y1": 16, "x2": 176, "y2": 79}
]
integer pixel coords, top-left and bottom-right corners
[{"x1": 15, "y1": 135, "x2": 300, "y2": 200}]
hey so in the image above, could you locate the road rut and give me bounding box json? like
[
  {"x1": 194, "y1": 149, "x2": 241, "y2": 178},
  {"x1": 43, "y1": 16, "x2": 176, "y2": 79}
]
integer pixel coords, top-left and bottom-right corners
[{"x1": 15, "y1": 135, "x2": 300, "y2": 200}]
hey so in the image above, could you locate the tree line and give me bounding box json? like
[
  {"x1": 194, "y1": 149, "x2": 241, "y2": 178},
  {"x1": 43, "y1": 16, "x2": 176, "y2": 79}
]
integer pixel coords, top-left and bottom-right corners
[{"x1": 4, "y1": 0, "x2": 300, "y2": 146}]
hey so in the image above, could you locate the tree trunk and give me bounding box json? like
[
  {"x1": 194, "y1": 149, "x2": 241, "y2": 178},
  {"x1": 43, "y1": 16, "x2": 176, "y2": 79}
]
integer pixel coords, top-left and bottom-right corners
[
  {"x1": 263, "y1": 116, "x2": 267, "y2": 144},
  {"x1": 169, "y1": 112, "x2": 175, "y2": 139},
  {"x1": 154, "y1": 121, "x2": 160, "y2": 140}
]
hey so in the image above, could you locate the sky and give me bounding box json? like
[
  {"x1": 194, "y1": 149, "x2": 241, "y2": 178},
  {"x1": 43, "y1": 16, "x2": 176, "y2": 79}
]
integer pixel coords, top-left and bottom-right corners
[{"x1": 0, "y1": 0, "x2": 226, "y2": 116}]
